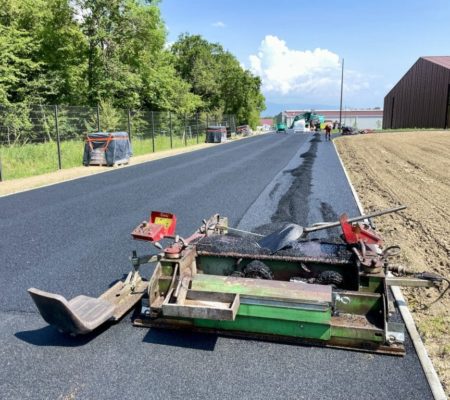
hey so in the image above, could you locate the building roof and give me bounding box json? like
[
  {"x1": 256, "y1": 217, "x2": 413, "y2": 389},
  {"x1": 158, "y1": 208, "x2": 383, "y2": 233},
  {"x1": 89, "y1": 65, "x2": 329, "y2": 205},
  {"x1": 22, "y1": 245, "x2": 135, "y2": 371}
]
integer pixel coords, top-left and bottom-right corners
[
  {"x1": 422, "y1": 56, "x2": 450, "y2": 69},
  {"x1": 259, "y1": 118, "x2": 274, "y2": 125},
  {"x1": 282, "y1": 110, "x2": 383, "y2": 118}
]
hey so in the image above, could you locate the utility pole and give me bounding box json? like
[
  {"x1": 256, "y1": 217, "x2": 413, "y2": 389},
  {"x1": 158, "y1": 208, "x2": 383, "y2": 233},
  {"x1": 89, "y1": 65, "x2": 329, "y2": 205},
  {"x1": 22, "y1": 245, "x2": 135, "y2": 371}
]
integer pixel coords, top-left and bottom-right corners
[{"x1": 339, "y1": 58, "x2": 344, "y2": 132}]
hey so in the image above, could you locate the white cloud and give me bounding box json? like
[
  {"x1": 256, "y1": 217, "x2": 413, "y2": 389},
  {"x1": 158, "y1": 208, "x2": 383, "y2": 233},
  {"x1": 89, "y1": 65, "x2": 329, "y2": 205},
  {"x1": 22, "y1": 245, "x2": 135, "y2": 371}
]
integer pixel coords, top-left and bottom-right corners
[
  {"x1": 164, "y1": 41, "x2": 174, "y2": 50},
  {"x1": 249, "y1": 35, "x2": 369, "y2": 102},
  {"x1": 212, "y1": 21, "x2": 226, "y2": 28}
]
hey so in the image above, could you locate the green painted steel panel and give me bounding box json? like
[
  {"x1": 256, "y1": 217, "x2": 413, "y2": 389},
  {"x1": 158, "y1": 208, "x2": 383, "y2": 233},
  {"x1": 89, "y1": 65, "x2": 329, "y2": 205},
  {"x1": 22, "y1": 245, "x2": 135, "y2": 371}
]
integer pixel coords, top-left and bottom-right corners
[
  {"x1": 334, "y1": 293, "x2": 382, "y2": 315},
  {"x1": 191, "y1": 274, "x2": 331, "y2": 304},
  {"x1": 331, "y1": 325, "x2": 384, "y2": 342},
  {"x1": 359, "y1": 275, "x2": 383, "y2": 293},
  {"x1": 195, "y1": 316, "x2": 331, "y2": 340},
  {"x1": 161, "y1": 263, "x2": 174, "y2": 276},
  {"x1": 239, "y1": 303, "x2": 331, "y2": 324}
]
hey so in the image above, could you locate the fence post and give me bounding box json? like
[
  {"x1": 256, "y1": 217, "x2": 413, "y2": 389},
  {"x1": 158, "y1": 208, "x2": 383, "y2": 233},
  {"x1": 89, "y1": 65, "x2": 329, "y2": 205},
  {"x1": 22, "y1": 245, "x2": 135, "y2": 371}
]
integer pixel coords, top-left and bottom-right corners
[
  {"x1": 169, "y1": 111, "x2": 173, "y2": 149},
  {"x1": 96, "y1": 104, "x2": 101, "y2": 132},
  {"x1": 54, "y1": 105, "x2": 62, "y2": 170},
  {"x1": 184, "y1": 114, "x2": 187, "y2": 146},
  {"x1": 151, "y1": 111, "x2": 155, "y2": 152},
  {"x1": 196, "y1": 112, "x2": 200, "y2": 144},
  {"x1": 127, "y1": 109, "x2": 132, "y2": 142},
  {"x1": 0, "y1": 156, "x2": 3, "y2": 182}
]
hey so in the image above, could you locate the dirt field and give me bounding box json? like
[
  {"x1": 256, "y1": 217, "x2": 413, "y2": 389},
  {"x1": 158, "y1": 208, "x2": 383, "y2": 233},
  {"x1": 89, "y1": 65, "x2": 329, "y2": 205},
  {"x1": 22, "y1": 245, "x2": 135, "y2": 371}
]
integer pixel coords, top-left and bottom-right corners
[{"x1": 336, "y1": 131, "x2": 450, "y2": 395}]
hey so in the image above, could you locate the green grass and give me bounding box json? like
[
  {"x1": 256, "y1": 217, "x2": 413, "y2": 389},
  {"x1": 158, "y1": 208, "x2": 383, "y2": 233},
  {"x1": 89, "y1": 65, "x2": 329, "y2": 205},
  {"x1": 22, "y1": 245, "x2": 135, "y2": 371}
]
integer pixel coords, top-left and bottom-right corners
[
  {"x1": 0, "y1": 134, "x2": 206, "y2": 180},
  {"x1": 132, "y1": 134, "x2": 205, "y2": 156},
  {"x1": 418, "y1": 316, "x2": 450, "y2": 341},
  {"x1": 0, "y1": 141, "x2": 83, "y2": 180}
]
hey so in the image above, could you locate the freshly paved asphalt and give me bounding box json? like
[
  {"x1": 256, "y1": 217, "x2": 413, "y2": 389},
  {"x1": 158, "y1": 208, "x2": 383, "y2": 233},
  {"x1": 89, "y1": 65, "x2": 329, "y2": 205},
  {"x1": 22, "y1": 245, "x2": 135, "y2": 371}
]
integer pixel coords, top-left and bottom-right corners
[{"x1": 0, "y1": 133, "x2": 432, "y2": 399}]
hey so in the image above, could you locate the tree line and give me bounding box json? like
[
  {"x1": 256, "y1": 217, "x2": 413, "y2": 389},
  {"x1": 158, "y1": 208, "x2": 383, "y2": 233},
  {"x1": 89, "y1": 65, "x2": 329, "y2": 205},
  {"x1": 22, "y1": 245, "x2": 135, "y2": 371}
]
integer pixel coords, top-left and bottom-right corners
[{"x1": 0, "y1": 0, "x2": 265, "y2": 143}]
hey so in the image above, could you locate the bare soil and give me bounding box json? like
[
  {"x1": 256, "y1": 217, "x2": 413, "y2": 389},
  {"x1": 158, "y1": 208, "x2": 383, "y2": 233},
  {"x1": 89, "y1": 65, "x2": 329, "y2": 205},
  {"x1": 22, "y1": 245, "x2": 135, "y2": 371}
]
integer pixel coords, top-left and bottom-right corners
[{"x1": 335, "y1": 131, "x2": 450, "y2": 395}]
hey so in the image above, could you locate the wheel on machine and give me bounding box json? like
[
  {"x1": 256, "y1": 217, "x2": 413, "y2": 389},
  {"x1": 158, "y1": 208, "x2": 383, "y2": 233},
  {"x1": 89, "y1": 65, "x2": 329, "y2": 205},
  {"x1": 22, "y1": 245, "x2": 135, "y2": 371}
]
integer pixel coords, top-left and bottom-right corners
[
  {"x1": 317, "y1": 270, "x2": 344, "y2": 288},
  {"x1": 243, "y1": 260, "x2": 273, "y2": 280}
]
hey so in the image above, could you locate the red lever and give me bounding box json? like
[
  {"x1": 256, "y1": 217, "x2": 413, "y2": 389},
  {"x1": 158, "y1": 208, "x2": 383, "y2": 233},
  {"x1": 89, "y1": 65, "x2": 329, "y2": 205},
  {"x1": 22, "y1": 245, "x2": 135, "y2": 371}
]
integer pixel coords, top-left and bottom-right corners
[
  {"x1": 339, "y1": 214, "x2": 383, "y2": 245},
  {"x1": 131, "y1": 211, "x2": 177, "y2": 242}
]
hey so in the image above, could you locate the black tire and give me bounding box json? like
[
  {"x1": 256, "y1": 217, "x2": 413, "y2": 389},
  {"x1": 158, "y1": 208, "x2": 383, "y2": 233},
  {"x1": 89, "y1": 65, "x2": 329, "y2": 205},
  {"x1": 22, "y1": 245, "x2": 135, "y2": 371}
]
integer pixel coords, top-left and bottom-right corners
[
  {"x1": 243, "y1": 260, "x2": 273, "y2": 280},
  {"x1": 317, "y1": 270, "x2": 344, "y2": 287},
  {"x1": 230, "y1": 271, "x2": 245, "y2": 278}
]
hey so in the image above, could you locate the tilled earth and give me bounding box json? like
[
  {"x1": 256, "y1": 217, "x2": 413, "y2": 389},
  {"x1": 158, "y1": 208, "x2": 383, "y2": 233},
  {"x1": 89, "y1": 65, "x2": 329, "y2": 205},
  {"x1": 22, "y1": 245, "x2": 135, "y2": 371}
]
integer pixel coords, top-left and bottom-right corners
[{"x1": 335, "y1": 131, "x2": 450, "y2": 395}]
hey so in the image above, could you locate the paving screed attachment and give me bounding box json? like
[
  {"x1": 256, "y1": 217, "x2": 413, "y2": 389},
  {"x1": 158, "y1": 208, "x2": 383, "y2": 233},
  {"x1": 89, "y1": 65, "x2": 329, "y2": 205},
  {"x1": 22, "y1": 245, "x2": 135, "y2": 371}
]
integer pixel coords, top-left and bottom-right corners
[{"x1": 28, "y1": 208, "x2": 448, "y2": 354}]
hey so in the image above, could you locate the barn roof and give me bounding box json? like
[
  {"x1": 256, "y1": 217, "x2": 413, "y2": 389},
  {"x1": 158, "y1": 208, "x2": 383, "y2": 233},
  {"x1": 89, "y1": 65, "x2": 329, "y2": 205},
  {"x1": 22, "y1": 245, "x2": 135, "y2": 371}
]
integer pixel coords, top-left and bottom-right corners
[
  {"x1": 422, "y1": 56, "x2": 450, "y2": 69},
  {"x1": 283, "y1": 110, "x2": 383, "y2": 118}
]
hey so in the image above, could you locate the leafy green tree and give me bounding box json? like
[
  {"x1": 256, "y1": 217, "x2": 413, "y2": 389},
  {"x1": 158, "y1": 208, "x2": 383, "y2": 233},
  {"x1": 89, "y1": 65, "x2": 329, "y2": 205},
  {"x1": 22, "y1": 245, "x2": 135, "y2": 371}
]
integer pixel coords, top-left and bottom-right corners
[
  {"x1": 0, "y1": 0, "x2": 46, "y2": 104},
  {"x1": 171, "y1": 34, "x2": 223, "y2": 111},
  {"x1": 84, "y1": 99, "x2": 121, "y2": 132},
  {"x1": 0, "y1": 0, "x2": 265, "y2": 146},
  {"x1": 0, "y1": 103, "x2": 33, "y2": 144},
  {"x1": 79, "y1": 0, "x2": 200, "y2": 113},
  {"x1": 38, "y1": 0, "x2": 88, "y2": 104},
  {"x1": 171, "y1": 34, "x2": 265, "y2": 126},
  {"x1": 140, "y1": 50, "x2": 203, "y2": 114}
]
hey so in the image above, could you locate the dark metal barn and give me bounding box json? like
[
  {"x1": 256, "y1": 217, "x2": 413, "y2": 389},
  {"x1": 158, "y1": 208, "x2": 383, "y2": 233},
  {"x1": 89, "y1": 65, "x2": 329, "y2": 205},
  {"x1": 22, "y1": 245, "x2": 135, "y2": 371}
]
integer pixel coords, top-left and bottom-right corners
[{"x1": 383, "y1": 56, "x2": 450, "y2": 129}]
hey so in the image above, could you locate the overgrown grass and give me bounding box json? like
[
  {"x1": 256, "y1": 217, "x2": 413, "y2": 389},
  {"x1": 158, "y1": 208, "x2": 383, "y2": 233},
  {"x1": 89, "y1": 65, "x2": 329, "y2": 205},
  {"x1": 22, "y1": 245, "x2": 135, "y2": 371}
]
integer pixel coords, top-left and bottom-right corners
[{"x1": 0, "y1": 133, "x2": 206, "y2": 180}]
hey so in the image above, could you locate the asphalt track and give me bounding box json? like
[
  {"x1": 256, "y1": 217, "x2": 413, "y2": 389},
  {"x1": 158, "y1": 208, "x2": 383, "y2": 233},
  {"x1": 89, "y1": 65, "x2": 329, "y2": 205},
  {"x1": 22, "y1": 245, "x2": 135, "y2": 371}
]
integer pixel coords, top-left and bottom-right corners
[{"x1": 0, "y1": 133, "x2": 433, "y2": 399}]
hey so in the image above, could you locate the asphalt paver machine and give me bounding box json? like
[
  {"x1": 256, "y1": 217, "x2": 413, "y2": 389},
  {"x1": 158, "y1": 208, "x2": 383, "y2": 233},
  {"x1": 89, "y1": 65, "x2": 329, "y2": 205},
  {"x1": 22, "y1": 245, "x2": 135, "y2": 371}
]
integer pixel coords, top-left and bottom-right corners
[{"x1": 28, "y1": 208, "x2": 448, "y2": 355}]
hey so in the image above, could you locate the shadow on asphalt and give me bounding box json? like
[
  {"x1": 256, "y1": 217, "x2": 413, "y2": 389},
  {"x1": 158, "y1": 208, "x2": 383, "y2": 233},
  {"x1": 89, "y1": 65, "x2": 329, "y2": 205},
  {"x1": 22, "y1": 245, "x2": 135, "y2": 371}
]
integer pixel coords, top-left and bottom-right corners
[
  {"x1": 14, "y1": 322, "x2": 111, "y2": 347},
  {"x1": 143, "y1": 328, "x2": 217, "y2": 351}
]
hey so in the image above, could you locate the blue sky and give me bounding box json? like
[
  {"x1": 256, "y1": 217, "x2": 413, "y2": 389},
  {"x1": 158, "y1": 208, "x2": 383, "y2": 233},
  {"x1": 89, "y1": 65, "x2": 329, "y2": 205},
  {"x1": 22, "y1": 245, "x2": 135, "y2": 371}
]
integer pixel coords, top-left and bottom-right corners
[{"x1": 159, "y1": 0, "x2": 450, "y2": 114}]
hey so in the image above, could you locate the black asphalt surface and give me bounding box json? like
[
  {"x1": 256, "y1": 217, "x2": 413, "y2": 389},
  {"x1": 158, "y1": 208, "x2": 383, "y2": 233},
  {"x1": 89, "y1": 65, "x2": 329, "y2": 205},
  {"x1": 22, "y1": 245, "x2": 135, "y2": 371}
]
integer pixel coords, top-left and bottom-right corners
[{"x1": 0, "y1": 133, "x2": 433, "y2": 399}]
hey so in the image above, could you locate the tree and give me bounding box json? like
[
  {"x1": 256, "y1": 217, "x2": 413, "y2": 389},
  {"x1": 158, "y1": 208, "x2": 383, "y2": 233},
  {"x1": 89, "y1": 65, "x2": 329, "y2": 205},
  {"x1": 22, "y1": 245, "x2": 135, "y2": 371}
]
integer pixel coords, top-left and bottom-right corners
[
  {"x1": 171, "y1": 34, "x2": 265, "y2": 126},
  {"x1": 38, "y1": 0, "x2": 88, "y2": 104},
  {"x1": 0, "y1": 0, "x2": 46, "y2": 104},
  {"x1": 0, "y1": 0, "x2": 264, "y2": 143},
  {"x1": 78, "y1": 0, "x2": 199, "y2": 113},
  {"x1": 171, "y1": 34, "x2": 223, "y2": 111}
]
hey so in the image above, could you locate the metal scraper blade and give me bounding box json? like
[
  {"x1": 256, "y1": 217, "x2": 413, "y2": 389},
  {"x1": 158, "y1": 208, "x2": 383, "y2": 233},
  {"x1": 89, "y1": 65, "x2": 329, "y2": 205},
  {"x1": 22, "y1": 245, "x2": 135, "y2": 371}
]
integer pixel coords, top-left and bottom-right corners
[{"x1": 257, "y1": 224, "x2": 304, "y2": 254}]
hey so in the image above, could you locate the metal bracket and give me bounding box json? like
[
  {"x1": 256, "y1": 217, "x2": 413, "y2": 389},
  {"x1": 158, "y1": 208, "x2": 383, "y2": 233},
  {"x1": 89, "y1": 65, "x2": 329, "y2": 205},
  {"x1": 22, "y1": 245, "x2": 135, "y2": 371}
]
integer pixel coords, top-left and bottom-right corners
[{"x1": 386, "y1": 322, "x2": 405, "y2": 344}]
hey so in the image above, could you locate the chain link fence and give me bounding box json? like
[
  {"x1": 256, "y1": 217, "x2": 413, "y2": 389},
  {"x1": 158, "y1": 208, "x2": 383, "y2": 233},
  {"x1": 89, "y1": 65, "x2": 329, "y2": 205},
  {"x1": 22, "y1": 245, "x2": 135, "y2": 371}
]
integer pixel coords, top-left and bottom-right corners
[{"x1": 0, "y1": 105, "x2": 238, "y2": 181}]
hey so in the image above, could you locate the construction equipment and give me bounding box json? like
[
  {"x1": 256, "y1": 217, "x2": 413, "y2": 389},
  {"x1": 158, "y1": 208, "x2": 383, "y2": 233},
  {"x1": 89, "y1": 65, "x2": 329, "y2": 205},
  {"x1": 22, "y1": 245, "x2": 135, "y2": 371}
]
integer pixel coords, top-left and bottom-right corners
[
  {"x1": 28, "y1": 208, "x2": 448, "y2": 355},
  {"x1": 290, "y1": 112, "x2": 325, "y2": 131},
  {"x1": 276, "y1": 123, "x2": 286, "y2": 133}
]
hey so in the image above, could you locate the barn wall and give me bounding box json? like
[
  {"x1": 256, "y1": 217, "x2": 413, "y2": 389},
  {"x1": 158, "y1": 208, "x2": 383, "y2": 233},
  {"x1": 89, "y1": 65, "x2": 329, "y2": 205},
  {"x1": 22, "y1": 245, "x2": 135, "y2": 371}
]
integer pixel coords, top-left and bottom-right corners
[{"x1": 383, "y1": 58, "x2": 450, "y2": 129}]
